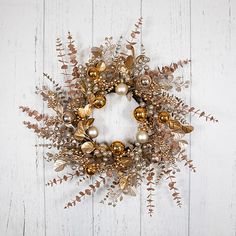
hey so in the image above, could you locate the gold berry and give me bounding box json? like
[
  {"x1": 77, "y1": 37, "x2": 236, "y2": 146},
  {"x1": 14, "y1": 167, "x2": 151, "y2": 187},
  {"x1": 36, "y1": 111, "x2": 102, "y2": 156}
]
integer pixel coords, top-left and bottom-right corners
[
  {"x1": 133, "y1": 106, "x2": 147, "y2": 122},
  {"x1": 110, "y1": 141, "x2": 125, "y2": 156},
  {"x1": 158, "y1": 111, "x2": 170, "y2": 123},
  {"x1": 93, "y1": 95, "x2": 106, "y2": 109}
]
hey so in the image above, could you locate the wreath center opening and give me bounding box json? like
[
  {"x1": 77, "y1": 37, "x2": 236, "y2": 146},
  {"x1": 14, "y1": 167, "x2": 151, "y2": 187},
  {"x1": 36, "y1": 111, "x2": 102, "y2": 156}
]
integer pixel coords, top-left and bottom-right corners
[{"x1": 93, "y1": 93, "x2": 139, "y2": 143}]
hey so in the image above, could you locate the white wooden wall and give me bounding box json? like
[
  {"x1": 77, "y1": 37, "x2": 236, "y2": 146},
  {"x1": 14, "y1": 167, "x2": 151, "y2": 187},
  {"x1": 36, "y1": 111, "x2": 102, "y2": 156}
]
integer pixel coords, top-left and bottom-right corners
[{"x1": 0, "y1": 0, "x2": 236, "y2": 235}]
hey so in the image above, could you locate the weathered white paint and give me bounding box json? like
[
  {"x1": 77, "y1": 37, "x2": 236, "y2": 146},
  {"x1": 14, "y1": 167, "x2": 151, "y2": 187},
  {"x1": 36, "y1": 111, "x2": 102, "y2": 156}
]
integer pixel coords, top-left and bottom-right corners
[{"x1": 0, "y1": 0, "x2": 235, "y2": 236}]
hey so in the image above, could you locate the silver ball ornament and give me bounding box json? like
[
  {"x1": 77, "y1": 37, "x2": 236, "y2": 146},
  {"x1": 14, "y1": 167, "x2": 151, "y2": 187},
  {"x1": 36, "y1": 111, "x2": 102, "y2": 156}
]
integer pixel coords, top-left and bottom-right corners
[
  {"x1": 115, "y1": 83, "x2": 128, "y2": 95},
  {"x1": 136, "y1": 130, "x2": 149, "y2": 143},
  {"x1": 87, "y1": 126, "x2": 99, "y2": 138}
]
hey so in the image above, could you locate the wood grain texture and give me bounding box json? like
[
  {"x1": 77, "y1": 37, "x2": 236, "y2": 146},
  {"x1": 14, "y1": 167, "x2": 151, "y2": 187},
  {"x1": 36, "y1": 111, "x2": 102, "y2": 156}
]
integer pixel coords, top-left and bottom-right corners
[
  {"x1": 141, "y1": 0, "x2": 191, "y2": 235},
  {"x1": 0, "y1": 0, "x2": 235, "y2": 236}
]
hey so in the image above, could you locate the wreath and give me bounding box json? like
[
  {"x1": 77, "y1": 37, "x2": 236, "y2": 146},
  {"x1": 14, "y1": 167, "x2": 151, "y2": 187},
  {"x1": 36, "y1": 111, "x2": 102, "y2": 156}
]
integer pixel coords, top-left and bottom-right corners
[{"x1": 20, "y1": 18, "x2": 217, "y2": 216}]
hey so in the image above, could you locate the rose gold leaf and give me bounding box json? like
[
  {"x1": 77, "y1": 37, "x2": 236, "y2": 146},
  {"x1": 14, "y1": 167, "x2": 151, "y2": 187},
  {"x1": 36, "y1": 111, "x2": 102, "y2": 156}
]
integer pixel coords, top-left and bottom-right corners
[
  {"x1": 199, "y1": 111, "x2": 205, "y2": 118},
  {"x1": 76, "y1": 196, "x2": 81, "y2": 202},
  {"x1": 189, "y1": 107, "x2": 195, "y2": 112},
  {"x1": 61, "y1": 64, "x2": 68, "y2": 69},
  {"x1": 91, "y1": 47, "x2": 102, "y2": 57},
  {"x1": 85, "y1": 189, "x2": 91, "y2": 195}
]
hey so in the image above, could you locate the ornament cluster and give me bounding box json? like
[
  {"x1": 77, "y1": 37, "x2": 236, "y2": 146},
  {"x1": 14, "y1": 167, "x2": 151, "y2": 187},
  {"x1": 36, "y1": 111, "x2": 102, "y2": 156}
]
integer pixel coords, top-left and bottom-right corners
[{"x1": 20, "y1": 19, "x2": 217, "y2": 216}]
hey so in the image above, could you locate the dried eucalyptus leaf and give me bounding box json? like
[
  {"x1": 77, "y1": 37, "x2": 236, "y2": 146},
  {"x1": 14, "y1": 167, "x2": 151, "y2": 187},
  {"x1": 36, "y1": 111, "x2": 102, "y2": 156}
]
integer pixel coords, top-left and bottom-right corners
[{"x1": 54, "y1": 160, "x2": 67, "y2": 172}]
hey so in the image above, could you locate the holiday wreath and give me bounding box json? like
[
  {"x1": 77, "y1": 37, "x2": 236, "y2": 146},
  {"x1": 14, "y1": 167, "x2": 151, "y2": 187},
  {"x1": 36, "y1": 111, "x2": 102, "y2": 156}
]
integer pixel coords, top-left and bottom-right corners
[{"x1": 20, "y1": 18, "x2": 217, "y2": 216}]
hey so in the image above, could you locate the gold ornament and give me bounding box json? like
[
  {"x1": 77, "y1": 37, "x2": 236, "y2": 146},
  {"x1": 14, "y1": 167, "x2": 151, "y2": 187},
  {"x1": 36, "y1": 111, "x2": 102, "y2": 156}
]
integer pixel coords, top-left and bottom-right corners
[
  {"x1": 96, "y1": 61, "x2": 106, "y2": 72},
  {"x1": 85, "y1": 163, "x2": 97, "y2": 175},
  {"x1": 116, "y1": 157, "x2": 132, "y2": 169},
  {"x1": 20, "y1": 19, "x2": 218, "y2": 214},
  {"x1": 87, "y1": 67, "x2": 99, "y2": 79},
  {"x1": 182, "y1": 125, "x2": 194, "y2": 133},
  {"x1": 63, "y1": 112, "x2": 74, "y2": 124},
  {"x1": 115, "y1": 83, "x2": 128, "y2": 95},
  {"x1": 77, "y1": 104, "x2": 92, "y2": 118},
  {"x1": 93, "y1": 95, "x2": 106, "y2": 109},
  {"x1": 158, "y1": 111, "x2": 170, "y2": 123},
  {"x1": 134, "y1": 106, "x2": 147, "y2": 122},
  {"x1": 87, "y1": 126, "x2": 99, "y2": 138},
  {"x1": 168, "y1": 119, "x2": 194, "y2": 134},
  {"x1": 136, "y1": 130, "x2": 149, "y2": 143},
  {"x1": 119, "y1": 176, "x2": 129, "y2": 190},
  {"x1": 110, "y1": 141, "x2": 125, "y2": 156},
  {"x1": 81, "y1": 141, "x2": 95, "y2": 154}
]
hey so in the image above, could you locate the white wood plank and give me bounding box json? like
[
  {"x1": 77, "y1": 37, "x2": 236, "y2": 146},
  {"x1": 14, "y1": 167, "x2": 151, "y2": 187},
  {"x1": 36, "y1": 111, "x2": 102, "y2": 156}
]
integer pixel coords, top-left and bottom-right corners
[
  {"x1": 190, "y1": 0, "x2": 236, "y2": 235},
  {"x1": 43, "y1": 1, "x2": 94, "y2": 236},
  {"x1": 1, "y1": 1, "x2": 236, "y2": 236},
  {"x1": 92, "y1": 1, "x2": 142, "y2": 236},
  {"x1": 0, "y1": 0, "x2": 45, "y2": 235},
  {"x1": 141, "y1": 0, "x2": 191, "y2": 235}
]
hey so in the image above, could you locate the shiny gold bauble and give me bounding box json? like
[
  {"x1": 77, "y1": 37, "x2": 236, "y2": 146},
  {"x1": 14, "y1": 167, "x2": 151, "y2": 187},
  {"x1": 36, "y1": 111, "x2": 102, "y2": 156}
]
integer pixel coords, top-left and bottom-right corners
[
  {"x1": 87, "y1": 67, "x2": 99, "y2": 79},
  {"x1": 85, "y1": 163, "x2": 97, "y2": 175},
  {"x1": 110, "y1": 141, "x2": 125, "y2": 156},
  {"x1": 158, "y1": 111, "x2": 170, "y2": 123},
  {"x1": 93, "y1": 95, "x2": 106, "y2": 109},
  {"x1": 133, "y1": 106, "x2": 147, "y2": 122}
]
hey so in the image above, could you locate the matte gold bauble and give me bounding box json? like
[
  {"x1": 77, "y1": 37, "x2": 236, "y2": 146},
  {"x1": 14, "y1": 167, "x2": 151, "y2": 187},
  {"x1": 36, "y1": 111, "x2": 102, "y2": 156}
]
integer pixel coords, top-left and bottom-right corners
[
  {"x1": 93, "y1": 95, "x2": 106, "y2": 109},
  {"x1": 110, "y1": 141, "x2": 125, "y2": 156},
  {"x1": 87, "y1": 67, "x2": 99, "y2": 79},
  {"x1": 85, "y1": 163, "x2": 97, "y2": 175},
  {"x1": 158, "y1": 111, "x2": 170, "y2": 123},
  {"x1": 133, "y1": 106, "x2": 147, "y2": 122}
]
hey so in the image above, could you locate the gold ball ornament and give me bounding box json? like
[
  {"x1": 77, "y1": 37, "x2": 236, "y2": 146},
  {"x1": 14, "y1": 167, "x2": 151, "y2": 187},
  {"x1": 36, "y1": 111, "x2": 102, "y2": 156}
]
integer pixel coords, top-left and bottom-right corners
[
  {"x1": 115, "y1": 83, "x2": 128, "y2": 95},
  {"x1": 158, "y1": 111, "x2": 170, "y2": 123},
  {"x1": 110, "y1": 141, "x2": 125, "y2": 156},
  {"x1": 87, "y1": 67, "x2": 99, "y2": 79},
  {"x1": 87, "y1": 126, "x2": 99, "y2": 138},
  {"x1": 85, "y1": 163, "x2": 97, "y2": 175},
  {"x1": 93, "y1": 95, "x2": 106, "y2": 109},
  {"x1": 133, "y1": 106, "x2": 147, "y2": 122}
]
